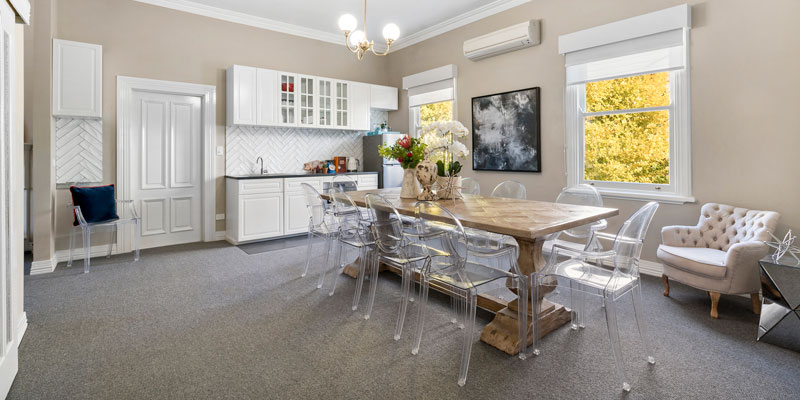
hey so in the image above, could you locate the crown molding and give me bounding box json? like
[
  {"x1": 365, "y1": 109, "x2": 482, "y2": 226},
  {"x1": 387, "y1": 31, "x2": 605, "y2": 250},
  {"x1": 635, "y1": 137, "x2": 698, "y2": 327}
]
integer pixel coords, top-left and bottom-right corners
[
  {"x1": 134, "y1": 0, "x2": 530, "y2": 52},
  {"x1": 133, "y1": 0, "x2": 343, "y2": 45},
  {"x1": 391, "y1": 0, "x2": 531, "y2": 51}
]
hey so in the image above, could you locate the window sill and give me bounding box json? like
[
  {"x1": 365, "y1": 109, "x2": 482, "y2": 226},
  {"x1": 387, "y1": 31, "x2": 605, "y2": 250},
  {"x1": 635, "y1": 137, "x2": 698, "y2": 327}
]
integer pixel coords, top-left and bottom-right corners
[{"x1": 595, "y1": 187, "x2": 695, "y2": 204}]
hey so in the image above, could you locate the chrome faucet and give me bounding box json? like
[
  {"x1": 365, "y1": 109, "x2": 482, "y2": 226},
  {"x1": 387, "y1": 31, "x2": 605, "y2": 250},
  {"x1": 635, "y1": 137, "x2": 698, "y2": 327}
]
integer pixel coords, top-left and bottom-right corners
[{"x1": 256, "y1": 157, "x2": 267, "y2": 175}]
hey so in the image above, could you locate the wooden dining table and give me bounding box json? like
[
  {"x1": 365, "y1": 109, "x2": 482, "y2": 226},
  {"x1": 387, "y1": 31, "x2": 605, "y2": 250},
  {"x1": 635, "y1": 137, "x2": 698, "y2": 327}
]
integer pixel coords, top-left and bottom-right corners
[{"x1": 326, "y1": 188, "x2": 619, "y2": 355}]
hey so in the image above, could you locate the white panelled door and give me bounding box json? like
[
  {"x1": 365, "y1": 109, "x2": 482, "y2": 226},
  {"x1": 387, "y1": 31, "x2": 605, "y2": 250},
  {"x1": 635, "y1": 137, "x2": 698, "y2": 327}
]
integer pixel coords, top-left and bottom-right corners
[
  {"x1": 0, "y1": 1, "x2": 18, "y2": 396},
  {"x1": 130, "y1": 91, "x2": 202, "y2": 249}
]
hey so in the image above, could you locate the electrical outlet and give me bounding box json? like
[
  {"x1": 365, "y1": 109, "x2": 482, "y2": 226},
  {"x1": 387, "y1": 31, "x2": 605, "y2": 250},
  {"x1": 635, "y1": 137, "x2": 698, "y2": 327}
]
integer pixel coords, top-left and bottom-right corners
[{"x1": 215, "y1": 214, "x2": 225, "y2": 220}]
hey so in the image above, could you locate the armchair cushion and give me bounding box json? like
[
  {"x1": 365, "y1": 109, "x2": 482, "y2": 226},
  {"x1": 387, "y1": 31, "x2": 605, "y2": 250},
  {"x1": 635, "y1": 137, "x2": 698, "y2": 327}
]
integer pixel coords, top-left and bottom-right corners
[
  {"x1": 69, "y1": 184, "x2": 119, "y2": 226},
  {"x1": 657, "y1": 245, "x2": 727, "y2": 278}
]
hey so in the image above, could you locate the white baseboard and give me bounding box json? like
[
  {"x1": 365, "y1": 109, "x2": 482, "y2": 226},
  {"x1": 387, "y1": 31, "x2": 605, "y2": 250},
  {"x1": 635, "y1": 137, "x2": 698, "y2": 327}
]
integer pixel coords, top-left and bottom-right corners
[
  {"x1": 213, "y1": 231, "x2": 226, "y2": 241},
  {"x1": 16, "y1": 312, "x2": 27, "y2": 348},
  {"x1": 54, "y1": 245, "x2": 121, "y2": 263},
  {"x1": 638, "y1": 259, "x2": 664, "y2": 277},
  {"x1": 30, "y1": 255, "x2": 57, "y2": 275}
]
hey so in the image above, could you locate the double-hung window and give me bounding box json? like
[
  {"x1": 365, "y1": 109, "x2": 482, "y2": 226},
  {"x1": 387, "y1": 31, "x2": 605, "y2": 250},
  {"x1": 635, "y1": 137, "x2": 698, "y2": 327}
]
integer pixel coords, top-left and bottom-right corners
[
  {"x1": 403, "y1": 65, "x2": 457, "y2": 137},
  {"x1": 561, "y1": 5, "x2": 693, "y2": 203}
]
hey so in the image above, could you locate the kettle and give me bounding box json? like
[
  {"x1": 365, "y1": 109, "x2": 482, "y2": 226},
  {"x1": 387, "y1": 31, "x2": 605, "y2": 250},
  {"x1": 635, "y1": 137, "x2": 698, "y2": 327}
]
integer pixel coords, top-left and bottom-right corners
[{"x1": 347, "y1": 158, "x2": 360, "y2": 172}]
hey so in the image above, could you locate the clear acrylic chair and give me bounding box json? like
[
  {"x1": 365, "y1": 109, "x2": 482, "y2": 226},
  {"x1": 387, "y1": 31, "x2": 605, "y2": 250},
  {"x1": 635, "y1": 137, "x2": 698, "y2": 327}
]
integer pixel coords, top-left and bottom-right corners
[
  {"x1": 300, "y1": 183, "x2": 339, "y2": 288},
  {"x1": 466, "y1": 180, "x2": 528, "y2": 250},
  {"x1": 68, "y1": 200, "x2": 141, "y2": 273},
  {"x1": 411, "y1": 201, "x2": 528, "y2": 387},
  {"x1": 325, "y1": 188, "x2": 377, "y2": 313},
  {"x1": 460, "y1": 177, "x2": 480, "y2": 195},
  {"x1": 365, "y1": 193, "x2": 449, "y2": 332},
  {"x1": 531, "y1": 201, "x2": 659, "y2": 392},
  {"x1": 545, "y1": 184, "x2": 609, "y2": 253},
  {"x1": 490, "y1": 180, "x2": 527, "y2": 199}
]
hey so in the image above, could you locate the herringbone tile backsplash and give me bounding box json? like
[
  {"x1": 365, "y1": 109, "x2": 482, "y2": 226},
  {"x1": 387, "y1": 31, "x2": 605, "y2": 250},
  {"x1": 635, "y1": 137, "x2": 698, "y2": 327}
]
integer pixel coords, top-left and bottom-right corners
[
  {"x1": 55, "y1": 117, "x2": 103, "y2": 184},
  {"x1": 226, "y1": 126, "x2": 365, "y2": 175},
  {"x1": 226, "y1": 110, "x2": 388, "y2": 176}
]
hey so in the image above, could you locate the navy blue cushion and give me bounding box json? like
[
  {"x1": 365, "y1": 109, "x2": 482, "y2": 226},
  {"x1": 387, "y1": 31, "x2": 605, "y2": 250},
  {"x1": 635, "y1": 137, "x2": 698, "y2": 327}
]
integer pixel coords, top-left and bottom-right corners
[{"x1": 69, "y1": 184, "x2": 119, "y2": 226}]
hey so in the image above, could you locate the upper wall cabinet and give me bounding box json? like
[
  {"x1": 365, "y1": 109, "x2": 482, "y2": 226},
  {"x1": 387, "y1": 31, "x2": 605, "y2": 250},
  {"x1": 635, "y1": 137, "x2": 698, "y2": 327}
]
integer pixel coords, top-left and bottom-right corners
[
  {"x1": 226, "y1": 64, "x2": 397, "y2": 130},
  {"x1": 227, "y1": 65, "x2": 257, "y2": 125},
  {"x1": 52, "y1": 39, "x2": 102, "y2": 118},
  {"x1": 369, "y1": 85, "x2": 398, "y2": 111},
  {"x1": 351, "y1": 82, "x2": 371, "y2": 131}
]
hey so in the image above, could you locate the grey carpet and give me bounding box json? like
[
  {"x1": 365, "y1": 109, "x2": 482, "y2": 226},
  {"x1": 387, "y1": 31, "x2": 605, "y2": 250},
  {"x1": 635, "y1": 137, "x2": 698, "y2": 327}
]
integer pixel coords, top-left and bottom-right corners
[
  {"x1": 237, "y1": 235, "x2": 311, "y2": 255},
  {"x1": 11, "y1": 241, "x2": 800, "y2": 399}
]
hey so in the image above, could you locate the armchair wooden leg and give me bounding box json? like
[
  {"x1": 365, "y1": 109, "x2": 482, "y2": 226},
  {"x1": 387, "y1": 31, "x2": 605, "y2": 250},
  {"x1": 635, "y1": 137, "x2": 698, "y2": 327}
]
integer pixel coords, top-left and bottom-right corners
[
  {"x1": 751, "y1": 293, "x2": 761, "y2": 315},
  {"x1": 709, "y1": 292, "x2": 721, "y2": 319},
  {"x1": 661, "y1": 275, "x2": 670, "y2": 297}
]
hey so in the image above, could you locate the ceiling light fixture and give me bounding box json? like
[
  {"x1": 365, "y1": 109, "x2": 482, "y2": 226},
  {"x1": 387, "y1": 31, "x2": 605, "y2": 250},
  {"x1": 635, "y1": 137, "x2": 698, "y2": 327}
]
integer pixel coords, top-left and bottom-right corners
[{"x1": 338, "y1": 0, "x2": 399, "y2": 60}]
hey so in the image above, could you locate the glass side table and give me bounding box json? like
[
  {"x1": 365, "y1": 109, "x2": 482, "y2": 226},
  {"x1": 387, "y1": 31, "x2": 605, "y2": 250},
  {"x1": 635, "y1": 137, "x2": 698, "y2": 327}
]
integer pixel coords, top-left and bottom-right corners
[{"x1": 758, "y1": 255, "x2": 800, "y2": 350}]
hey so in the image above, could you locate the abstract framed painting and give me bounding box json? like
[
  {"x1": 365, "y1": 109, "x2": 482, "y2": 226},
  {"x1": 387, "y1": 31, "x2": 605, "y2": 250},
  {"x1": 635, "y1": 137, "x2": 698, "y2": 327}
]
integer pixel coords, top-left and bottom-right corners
[{"x1": 471, "y1": 87, "x2": 541, "y2": 172}]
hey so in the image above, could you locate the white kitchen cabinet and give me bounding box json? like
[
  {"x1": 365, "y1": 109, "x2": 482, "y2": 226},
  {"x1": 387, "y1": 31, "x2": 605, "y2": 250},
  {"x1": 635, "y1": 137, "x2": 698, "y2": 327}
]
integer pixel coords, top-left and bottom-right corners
[
  {"x1": 256, "y1": 68, "x2": 277, "y2": 126},
  {"x1": 239, "y1": 193, "x2": 283, "y2": 241},
  {"x1": 227, "y1": 65, "x2": 258, "y2": 126},
  {"x1": 350, "y1": 82, "x2": 371, "y2": 131},
  {"x1": 356, "y1": 174, "x2": 378, "y2": 190},
  {"x1": 283, "y1": 177, "x2": 323, "y2": 235},
  {"x1": 226, "y1": 178, "x2": 284, "y2": 244},
  {"x1": 52, "y1": 39, "x2": 102, "y2": 118},
  {"x1": 369, "y1": 84, "x2": 398, "y2": 111},
  {"x1": 317, "y1": 79, "x2": 334, "y2": 128},
  {"x1": 278, "y1": 72, "x2": 298, "y2": 126},
  {"x1": 334, "y1": 81, "x2": 350, "y2": 129},
  {"x1": 297, "y1": 75, "x2": 316, "y2": 127}
]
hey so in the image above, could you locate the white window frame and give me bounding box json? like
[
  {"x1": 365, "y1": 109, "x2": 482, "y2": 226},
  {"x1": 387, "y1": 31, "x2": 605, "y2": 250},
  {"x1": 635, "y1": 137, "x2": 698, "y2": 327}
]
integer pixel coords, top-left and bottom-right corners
[
  {"x1": 403, "y1": 65, "x2": 458, "y2": 138},
  {"x1": 562, "y1": 6, "x2": 694, "y2": 204}
]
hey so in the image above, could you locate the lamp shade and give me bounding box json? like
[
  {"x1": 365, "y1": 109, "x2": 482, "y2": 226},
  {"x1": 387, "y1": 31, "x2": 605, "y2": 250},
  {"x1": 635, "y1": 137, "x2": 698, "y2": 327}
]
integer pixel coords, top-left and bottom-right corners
[
  {"x1": 349, "y1": 30, "x2": 365, "y2": 46},
  {"x1": 338, "y1": 14, "x2": 357, "y2": 32},
  {"x1": 382, "y1": 23, "x2": 400, "y2": 41}
]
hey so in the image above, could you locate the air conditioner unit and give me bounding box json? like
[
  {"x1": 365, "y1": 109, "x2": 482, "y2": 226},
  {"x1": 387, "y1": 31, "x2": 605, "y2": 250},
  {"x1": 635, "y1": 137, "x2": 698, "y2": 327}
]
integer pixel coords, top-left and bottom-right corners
[{"x1": 463, "y1": 20, "x2": 540, "y2": 61}]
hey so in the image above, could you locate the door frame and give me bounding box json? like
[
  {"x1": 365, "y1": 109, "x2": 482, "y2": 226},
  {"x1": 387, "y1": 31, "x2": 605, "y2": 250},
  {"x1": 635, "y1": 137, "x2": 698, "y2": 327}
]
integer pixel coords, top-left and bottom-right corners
[{"x1": 116, "y1": 76, "x2": 216, "y2": 252}]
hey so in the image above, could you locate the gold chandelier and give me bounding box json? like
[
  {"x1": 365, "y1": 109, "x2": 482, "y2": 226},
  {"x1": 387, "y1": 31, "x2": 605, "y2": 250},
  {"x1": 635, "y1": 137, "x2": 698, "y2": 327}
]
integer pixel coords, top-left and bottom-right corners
[{"x1": 338, "y1": 0, "x2": 400, "y2": 60}]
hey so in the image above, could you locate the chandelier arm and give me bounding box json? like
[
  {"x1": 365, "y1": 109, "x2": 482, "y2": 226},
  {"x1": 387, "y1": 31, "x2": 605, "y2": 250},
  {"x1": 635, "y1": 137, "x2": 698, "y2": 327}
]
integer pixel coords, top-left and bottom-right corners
[
  {"x1": 343, "y1": 32, "x2": 360, "y2": 53},
  {"x1": 370, "y1": 40, "x2": 393, "y2": 56}
]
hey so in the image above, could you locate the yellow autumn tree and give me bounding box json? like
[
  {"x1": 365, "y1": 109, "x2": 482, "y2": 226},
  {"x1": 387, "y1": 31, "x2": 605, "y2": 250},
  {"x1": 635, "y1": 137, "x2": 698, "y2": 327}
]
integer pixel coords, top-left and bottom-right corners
[
  {"x1": 420, "y1": 101, "x2": 453, "y2": 125},
  {"x1": 584, "y1": 72, "x2": 670, "y2": 184}
]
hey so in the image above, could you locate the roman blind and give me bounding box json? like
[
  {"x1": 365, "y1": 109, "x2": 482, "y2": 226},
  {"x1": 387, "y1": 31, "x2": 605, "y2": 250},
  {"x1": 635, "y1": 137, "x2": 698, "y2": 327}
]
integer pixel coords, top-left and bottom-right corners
[
  {"x1": 559, "y1": 4, "x2": 690, "y2": 86},
  {"x1": 403, "y1": 64, "x2": 457, "y2": 107}
]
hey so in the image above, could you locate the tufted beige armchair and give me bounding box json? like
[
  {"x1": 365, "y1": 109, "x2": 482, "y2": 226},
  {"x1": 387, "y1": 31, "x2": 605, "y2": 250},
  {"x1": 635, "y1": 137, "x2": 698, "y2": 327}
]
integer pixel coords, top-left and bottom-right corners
[{"x1": 657, "y1": 203, "x2": 780, "y2": 318}]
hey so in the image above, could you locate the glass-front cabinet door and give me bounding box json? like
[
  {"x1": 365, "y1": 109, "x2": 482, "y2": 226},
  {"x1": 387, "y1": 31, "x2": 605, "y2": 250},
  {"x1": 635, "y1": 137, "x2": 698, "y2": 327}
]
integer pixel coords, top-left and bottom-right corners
[
  {"x1": 335, "y1": 81, "x2": 349, "y2": 129},
  {"x1": 278, "y1": 72, "x2": 296, "y2": 126},
  {"x1": 298, "y1": 75, "x2": 315, "y2": 127},
  {"x1": 318, "y1": 79, "x2": 333, "y2": 128}
]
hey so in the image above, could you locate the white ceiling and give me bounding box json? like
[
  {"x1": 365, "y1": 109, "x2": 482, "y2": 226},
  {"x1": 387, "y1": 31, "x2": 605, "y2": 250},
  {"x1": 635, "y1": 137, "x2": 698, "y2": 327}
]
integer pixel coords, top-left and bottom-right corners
[{"x1": 136, "y1": 0, "x2": 530, "y2": 50}]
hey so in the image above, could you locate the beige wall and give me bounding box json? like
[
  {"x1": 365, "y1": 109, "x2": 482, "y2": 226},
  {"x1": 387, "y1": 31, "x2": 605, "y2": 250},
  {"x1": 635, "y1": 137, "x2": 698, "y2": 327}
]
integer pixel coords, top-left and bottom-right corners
[
  {"x1": 385, "y1": 0, "x2": 800, "y2": 262},
  {"x1": 29, "y1": 0, "x2": 390, "y2": 254}
]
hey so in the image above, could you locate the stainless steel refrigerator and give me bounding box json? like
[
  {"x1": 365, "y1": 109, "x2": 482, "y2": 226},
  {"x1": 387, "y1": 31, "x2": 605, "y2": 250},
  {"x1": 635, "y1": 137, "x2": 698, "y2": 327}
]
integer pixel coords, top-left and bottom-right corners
[{"x1": 363, "y1": 133, "x2": 405, "y2": 189}]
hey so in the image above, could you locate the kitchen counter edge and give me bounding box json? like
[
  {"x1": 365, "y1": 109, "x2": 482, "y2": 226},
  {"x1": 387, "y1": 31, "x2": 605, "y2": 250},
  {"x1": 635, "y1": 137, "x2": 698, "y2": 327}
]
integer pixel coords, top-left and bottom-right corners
[{"x1": 225, "y1": 172, "x2": 378, "y2": 180}]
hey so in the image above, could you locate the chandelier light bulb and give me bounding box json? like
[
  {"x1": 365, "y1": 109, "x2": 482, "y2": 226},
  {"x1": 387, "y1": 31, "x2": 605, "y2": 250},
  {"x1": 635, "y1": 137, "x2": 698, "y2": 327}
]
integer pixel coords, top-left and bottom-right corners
[
  {"x1": 382, "y1": 23, "x2": 400, "y2": 41},
  {"x1": 349, "y1": 30, "x2": 366, "y2": 46},
  {"x1": 338, "y1": 14, "x2": 357, "y2": 32}
]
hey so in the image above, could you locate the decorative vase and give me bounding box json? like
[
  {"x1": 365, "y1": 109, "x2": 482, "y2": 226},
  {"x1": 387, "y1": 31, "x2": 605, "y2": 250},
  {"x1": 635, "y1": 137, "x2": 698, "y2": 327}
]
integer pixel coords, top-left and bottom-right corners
[
  {"x1": 400, "y1": 167, "x2": 422, "y2": 199},
  {"x1": 415, "y1": 160, "x2": 438, "y2": 201},
  {"x1": 436, "y1": 176, "x2": 462, "y2": 199}
]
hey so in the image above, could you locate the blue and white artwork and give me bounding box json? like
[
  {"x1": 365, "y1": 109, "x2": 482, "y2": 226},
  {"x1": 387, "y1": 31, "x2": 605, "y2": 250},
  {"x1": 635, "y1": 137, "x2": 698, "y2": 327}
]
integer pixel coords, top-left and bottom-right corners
[{"x1": 471, "y1": 87, "x2": 540, "y2": 172}]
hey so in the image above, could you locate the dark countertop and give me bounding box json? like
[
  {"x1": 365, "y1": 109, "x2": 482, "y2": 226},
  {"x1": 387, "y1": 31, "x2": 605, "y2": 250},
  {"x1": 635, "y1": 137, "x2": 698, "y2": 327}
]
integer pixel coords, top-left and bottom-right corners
[{"x1": 226, "y1": 171, "x2": 377, "y2": 180}]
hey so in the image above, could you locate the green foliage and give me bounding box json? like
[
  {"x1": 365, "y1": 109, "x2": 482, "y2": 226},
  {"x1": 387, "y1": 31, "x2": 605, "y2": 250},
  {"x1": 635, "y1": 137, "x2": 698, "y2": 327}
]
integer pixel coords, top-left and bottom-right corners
[
  {"x1": 436, "y1": 160, "x2": 462, "y2": 177},
  {"x1": 584, "y1": 72, "x2": 670, "y2": 184},
  {"x1": 420, "y1": 101, "x2": 453, "y2": 126},
  {"x1": 378, "y1": 135, "x2": 427, "y2": 169}
]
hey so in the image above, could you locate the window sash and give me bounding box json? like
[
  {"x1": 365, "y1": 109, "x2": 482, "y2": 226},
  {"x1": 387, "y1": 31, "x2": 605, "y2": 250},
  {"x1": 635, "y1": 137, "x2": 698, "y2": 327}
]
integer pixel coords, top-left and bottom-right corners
[{"x1": 566, "y1": 69, "x2": 692, "y2": 203}]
